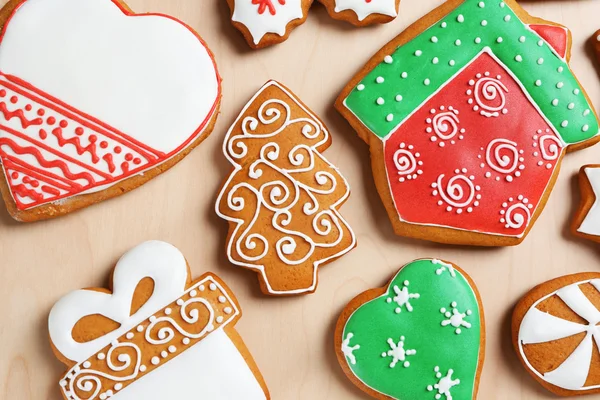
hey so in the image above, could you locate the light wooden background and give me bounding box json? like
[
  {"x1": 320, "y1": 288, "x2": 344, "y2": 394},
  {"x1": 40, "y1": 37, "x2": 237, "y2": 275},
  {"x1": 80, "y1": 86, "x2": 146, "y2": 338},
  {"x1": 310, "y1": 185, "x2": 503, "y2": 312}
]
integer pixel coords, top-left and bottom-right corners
[{"x1": 1, "y1": 0, "x2": 600, "y2": 399}]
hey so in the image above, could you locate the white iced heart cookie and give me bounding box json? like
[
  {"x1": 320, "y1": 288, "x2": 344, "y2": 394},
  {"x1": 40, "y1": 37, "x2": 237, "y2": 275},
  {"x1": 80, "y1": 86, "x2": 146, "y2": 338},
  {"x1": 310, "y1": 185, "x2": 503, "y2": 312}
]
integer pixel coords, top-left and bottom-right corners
[
  {"x1": 0, "y1": 0, "x2": 221, "y2": 220},
  {"x1": 49, "y1": 241, "x2": 269, "y2": 400}
]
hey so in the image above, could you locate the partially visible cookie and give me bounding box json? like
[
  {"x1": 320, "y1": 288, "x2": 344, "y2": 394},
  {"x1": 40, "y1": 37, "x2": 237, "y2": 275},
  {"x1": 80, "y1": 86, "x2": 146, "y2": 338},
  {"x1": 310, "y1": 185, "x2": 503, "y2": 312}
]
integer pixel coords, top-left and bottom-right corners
[
  {"x1": 572, "y1": 165, "x2": 600, "y2": 242},
  {"x1": 335, "y1": 0, "x2": 600, "y2": 246},
  {"x1": 593, "y1": 29, "x2": 600, "y2": 64},
  {"x1": 335, "y1": 258, "x2": 485, "y2": 399},
  {"x1": 0, "y1": 0, "x2": 221, "y2": 221},
  {"x1": 225, "y1": 0, "x2": 313, "y2": 49},
  {"x1": 216, "y1": 80, "x2": 356, "y2": 296},
  {"x1": 512, "y1": 272, "x2": 600, "y2": 396},
  {"x1": 49, "y1": 241, "x2": 270, "y2": 400},
  {"x1": 317, "y1": 0, "x2": 400, "y2": 27}
]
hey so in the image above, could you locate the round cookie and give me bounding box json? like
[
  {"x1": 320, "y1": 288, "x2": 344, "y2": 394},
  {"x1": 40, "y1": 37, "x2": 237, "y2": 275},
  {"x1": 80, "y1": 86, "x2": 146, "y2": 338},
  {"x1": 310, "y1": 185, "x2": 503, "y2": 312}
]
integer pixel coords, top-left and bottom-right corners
[{"x1": 513, "y1": 272, "x2": 600, "y2": 396}]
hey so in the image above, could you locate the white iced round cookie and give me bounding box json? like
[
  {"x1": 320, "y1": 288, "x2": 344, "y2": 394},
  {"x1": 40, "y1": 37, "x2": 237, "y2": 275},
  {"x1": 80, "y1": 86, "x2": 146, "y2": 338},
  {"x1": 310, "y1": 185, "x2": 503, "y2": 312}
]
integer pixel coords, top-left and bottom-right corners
[{"x1": 0, "y1": 0, "x2": 219, "y2": 153}]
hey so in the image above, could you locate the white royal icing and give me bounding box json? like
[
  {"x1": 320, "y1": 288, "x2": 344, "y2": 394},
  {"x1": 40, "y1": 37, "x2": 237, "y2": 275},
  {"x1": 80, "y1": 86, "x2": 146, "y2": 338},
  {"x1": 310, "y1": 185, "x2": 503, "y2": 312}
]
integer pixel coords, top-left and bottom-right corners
[
  {"x1": 578, "y1": 167, "x2": 600, "y2": 236},
  {"x1": 108, "y1": 330, "x2": 266, "y2": 400},
  {"x1": 51, "y1": 241, "x2": 267, "y2": 400},
  {"x1": 232, "y1": 0, "x2": 304, "y2": 45},
  {"x1": 333, "y1": 0, "x2": 398, "y2": 22},
  {"x1": 48, "y1": 241, "x2": 189, "y2": 363},
  {"x1": 0, "y1": 0, "x2": 219, "y2": 154},
  {"x1": 518, "y1": 279, "x2": 600, "y2": 391}
]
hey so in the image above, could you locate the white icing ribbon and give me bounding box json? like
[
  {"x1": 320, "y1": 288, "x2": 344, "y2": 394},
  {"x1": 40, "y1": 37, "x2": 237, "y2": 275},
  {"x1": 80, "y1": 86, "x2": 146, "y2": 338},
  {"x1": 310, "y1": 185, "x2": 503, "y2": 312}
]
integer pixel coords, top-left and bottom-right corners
[{"x1": 519, "y1": 279, "x2": 600, "y2": 391}]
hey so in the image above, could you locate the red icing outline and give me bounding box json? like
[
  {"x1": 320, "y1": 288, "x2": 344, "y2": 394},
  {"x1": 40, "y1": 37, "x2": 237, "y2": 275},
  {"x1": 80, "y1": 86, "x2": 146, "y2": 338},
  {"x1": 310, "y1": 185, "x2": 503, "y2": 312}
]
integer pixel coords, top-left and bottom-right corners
[
  {"x1": 0, "y1": 0, "x2": 222, "y2": 210},
  {"x1": 528, "y1": 24, "x2": 568, "y2": 59}
]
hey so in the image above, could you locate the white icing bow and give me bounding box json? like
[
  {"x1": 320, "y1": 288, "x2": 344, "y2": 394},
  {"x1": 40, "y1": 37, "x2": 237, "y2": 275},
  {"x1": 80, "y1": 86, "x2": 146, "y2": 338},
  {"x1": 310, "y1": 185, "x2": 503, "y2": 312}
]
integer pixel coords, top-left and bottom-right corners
[{"x1": 48, "y1": 241, "x2": 189, "y2": 363}]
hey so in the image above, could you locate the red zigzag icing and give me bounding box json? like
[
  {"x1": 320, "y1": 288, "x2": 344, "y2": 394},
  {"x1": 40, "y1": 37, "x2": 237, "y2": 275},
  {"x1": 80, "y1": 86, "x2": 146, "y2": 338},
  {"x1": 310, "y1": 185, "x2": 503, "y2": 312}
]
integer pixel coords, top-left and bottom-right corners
[{"x1": 0, "y1": 137, "x2": 96, "y2": 185}]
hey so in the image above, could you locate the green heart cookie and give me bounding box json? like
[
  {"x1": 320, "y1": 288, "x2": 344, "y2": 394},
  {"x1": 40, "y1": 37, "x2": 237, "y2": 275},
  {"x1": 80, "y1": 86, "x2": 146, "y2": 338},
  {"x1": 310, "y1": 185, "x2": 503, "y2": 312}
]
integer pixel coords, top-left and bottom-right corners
[{"x1": 338, "y1": 259, "x2": 484, "y2": 399}]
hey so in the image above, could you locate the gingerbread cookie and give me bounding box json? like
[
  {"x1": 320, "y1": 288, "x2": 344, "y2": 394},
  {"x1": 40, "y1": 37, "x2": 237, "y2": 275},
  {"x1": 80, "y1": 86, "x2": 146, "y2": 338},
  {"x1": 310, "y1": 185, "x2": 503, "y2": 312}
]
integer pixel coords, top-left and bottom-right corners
[
  {"x1": 317, "y1": 0, "x2": 400, "y2": 27},
  {"x1": 225, "y1": 0, "x2": 312, "y2": 49},
  {"x1": 49, "y1": 241, "x2": 269, "y2": 400},
  {"x1": 335, "y1": 259, "x2": 485, "y2": 399},
  {"x1": 0, "y1": 0, "x2": 221, "y2": 222},
  {"x1": 571, "y1": 165, "x2": 600, "y2": 242},
  {"x1": 336, "y1": 0, "x2": 600, "y2": 246},
  {"x1": 216, "y1": 80, "x2": 356, "y2": 296},
  {"x1": 593, "y1": 30, "x2": 600, "y2": 64},
  {"x1": 512, "y1": 272, "x2": 600, "y2": 396}
]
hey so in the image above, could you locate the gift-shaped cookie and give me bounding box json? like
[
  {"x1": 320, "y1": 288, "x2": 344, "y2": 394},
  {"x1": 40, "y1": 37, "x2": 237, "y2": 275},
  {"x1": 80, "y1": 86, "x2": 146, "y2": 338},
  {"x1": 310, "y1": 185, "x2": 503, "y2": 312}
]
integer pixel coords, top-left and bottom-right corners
[
  {"x1": 336, "y1": 0, "x2": 600, "y2": 246},
  {"x1": 335, "y1": 259, "x2": 485, "y2": 399},
  {"x1": 49, "y1": 241, "x2": 269, "y2": 400},
  {"x1": 0, "y1": 0, "x2": 221, "y2": 221},
  {"x1": 513, "y1": 272, "x2": 600, "y2": 396},
  {"x1": 216, "y1": 80, "x2": 356, "y2": 295}
]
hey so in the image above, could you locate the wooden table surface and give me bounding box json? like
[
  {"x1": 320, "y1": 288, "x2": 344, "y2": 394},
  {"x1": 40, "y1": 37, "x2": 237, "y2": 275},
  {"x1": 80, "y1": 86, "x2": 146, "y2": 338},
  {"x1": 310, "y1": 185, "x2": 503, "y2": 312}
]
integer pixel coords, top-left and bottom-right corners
[{"x1": 2, "y1": 0, "x2": 600, "y2": 399}]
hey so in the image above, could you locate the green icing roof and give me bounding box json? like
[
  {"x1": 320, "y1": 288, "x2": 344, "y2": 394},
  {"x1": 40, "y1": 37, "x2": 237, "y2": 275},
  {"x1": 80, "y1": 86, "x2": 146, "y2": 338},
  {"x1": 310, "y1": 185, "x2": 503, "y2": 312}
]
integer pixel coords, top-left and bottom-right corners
[{"x1": 344, "y1": 0, "x2": 599, "y2": 144}]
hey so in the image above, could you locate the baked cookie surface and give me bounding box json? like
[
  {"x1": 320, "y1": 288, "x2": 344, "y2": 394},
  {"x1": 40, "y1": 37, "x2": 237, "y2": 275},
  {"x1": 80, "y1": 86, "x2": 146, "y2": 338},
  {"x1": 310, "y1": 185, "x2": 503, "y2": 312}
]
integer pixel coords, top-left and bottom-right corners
[
  {"x1": 513, "y1": 272, "x2": 600, "y2": 396},
  {"x1": 0, "y1": 0, "x2": 221, "y2": 221},
  {"x1": 335, "y1": 259, "x2": 485, "y2": 400},
  {"x1": 49, "y1": 241, "x2": 270, "y2": 400},
  {"x1": 336, "y1": 0, "x2": 600, "y2": 246},
  {"x1": 216, "y1": 80, "x2": 356, "y2": 296}
]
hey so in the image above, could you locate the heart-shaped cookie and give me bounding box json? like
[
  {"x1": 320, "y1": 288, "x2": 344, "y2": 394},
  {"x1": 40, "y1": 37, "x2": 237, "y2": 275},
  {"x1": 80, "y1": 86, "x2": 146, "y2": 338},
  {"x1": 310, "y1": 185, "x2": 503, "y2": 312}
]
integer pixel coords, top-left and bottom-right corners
[
  {"x1": 335, "y1": 259, "x2": 485, "y2": 399},
  {"x1": 0, "y1": 0, "x2": 221, "y2": 221},
  {"x1": 513, "y1": 272, "x2": 600, "y2": 396}
]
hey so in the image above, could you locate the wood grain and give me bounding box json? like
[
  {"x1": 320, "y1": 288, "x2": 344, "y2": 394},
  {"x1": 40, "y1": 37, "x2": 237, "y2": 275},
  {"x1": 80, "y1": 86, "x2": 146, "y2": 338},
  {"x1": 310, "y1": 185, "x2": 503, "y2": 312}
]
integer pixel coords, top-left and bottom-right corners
[{"x1": 1, "y1": 0, "x2": 600, "y2": 399}]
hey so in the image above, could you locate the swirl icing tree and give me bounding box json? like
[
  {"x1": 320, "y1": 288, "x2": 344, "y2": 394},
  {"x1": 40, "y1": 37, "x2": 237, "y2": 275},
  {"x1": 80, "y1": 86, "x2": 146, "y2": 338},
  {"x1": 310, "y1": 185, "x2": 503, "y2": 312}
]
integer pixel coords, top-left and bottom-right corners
[
  {"x1": 0, "y1": 0, "x2": 221, "y2": 221},
  {"x1": 336, "y1": 0, "x2": 600, "y2": 246},
  {"x1": 335, "y1": 259, "x2": 485, "y2": 399},
  {"x1": 48, "y1": 241, "x2": 270, "y2": 400},
  {"x1": 216, "y1": 80, "x2": 356, "y2": 296}
]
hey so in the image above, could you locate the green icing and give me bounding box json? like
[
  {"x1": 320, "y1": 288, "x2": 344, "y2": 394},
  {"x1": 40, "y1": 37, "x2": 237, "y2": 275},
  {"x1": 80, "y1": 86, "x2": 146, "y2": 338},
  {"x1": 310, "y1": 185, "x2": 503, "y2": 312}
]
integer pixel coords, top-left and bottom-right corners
[
  {"x1": 342, "y1": 259, "x2": 482, "y2": 400},
  {"x1": 344, "y1": 0, "x2": 598, "y2": 144}
]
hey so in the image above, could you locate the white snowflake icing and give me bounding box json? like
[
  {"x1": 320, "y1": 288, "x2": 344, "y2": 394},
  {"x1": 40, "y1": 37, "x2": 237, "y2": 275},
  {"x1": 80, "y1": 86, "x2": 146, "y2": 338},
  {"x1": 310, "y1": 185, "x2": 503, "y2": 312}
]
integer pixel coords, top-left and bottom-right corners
[
  {"x1": 342, "y1": 332, "x2": 360, "y2": 365},
  {"x1": 386, "y1": 280, "x2": 420, "y2": 313},
  {"x1": 381, "y1": 336, "x2": 417, "y2": 368},
  {"x1": 432, "y1": 259, "x2": 456, "y2": 277},
  {"x1": 440, "y1": 302, "x2": 472, "y2": 335},
  {"x1": 427, "y1": 366, "x2": 460, "y2": 400}
]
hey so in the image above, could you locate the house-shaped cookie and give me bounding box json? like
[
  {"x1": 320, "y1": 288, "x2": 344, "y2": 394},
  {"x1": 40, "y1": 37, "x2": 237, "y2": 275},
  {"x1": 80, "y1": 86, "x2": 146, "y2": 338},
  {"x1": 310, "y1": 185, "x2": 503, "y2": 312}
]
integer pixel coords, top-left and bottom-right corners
[{"x1": 336, "y1": 0, "x2": 600, "y2": 246}]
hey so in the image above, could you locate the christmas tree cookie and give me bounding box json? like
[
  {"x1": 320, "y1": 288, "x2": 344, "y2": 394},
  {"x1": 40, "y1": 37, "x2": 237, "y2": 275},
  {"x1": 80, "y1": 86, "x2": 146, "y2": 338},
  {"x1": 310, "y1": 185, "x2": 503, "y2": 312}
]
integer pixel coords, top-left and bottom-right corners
[
  {"x1": 216, "y1": 80, "x2": 356, "y2": 296},
  {"x1": 49, "y1": 241, "x2": 270, "y2": 400},
  {"x1": 513, "y1": 272, "x2": 600, "y2": 396},
  {"x1": 336, "y1": 0, "x2": 600, "y2": 246},
  {"x1": 335, "y1": 259, "x2": 485, "y2": 399}
]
